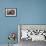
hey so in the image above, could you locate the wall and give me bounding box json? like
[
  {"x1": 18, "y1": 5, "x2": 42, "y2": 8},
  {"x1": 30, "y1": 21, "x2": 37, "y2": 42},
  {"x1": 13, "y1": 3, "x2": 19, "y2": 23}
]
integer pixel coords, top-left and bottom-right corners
[{"x1": 0, "y1": 0, "x2": 46, "y2": 44}]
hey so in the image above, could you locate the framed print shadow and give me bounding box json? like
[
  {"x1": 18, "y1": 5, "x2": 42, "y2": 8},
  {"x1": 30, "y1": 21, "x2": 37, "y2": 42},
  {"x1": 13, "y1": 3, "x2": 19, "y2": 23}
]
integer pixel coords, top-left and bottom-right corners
[{"x1": 5, "y1": 8, "x2": 17, "y2": 16}]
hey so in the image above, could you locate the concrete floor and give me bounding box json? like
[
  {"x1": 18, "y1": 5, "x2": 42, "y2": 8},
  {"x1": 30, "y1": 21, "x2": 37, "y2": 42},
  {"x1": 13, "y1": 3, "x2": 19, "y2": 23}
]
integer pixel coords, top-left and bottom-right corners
[
  {"x1": 19, "y1": 39, "x2": 46, "y2": 46},
  {"x1": 0, "y1": 44, "x2": 18, "y2": 46},
  {"x1": 0, "y1": 40, "x2": 46, "y2": 46}
]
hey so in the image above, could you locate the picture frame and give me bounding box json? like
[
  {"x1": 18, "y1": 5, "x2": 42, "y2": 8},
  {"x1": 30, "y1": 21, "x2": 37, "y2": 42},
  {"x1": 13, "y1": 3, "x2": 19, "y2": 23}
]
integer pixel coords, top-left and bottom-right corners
[
  {"x1": 5, "y1": 8, "x2": 17, "y2": 16},
  {"x1": 18, "y1": 24, "x2": 46, "y2": 42}
]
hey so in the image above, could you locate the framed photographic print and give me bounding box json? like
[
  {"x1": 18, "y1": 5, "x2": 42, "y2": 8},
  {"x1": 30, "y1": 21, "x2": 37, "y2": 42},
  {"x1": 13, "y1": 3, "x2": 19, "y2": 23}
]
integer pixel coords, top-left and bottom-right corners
[
  {"x1": 5, "y1": 8, "x2": 17, "y2": 16},
  {"x1": 18, "y1": 24, "x2": 46, "y2": 42}
]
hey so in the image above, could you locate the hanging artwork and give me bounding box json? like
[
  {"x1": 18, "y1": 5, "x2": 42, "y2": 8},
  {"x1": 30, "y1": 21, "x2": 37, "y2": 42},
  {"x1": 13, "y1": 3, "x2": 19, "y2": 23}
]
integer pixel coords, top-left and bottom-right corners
[
  {"x1": 18, "y1": 24, "x2": 46, "y2": 41},
  {"x1": 5, "y1": 8, "x2": 17, "y2": 16}
]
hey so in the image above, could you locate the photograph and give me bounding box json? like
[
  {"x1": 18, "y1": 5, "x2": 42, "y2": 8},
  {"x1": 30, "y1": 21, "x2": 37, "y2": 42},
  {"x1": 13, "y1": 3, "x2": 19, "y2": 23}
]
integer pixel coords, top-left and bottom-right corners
[{"x1": 5, "y1": 8, "x2": 16, "y2": 16}]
